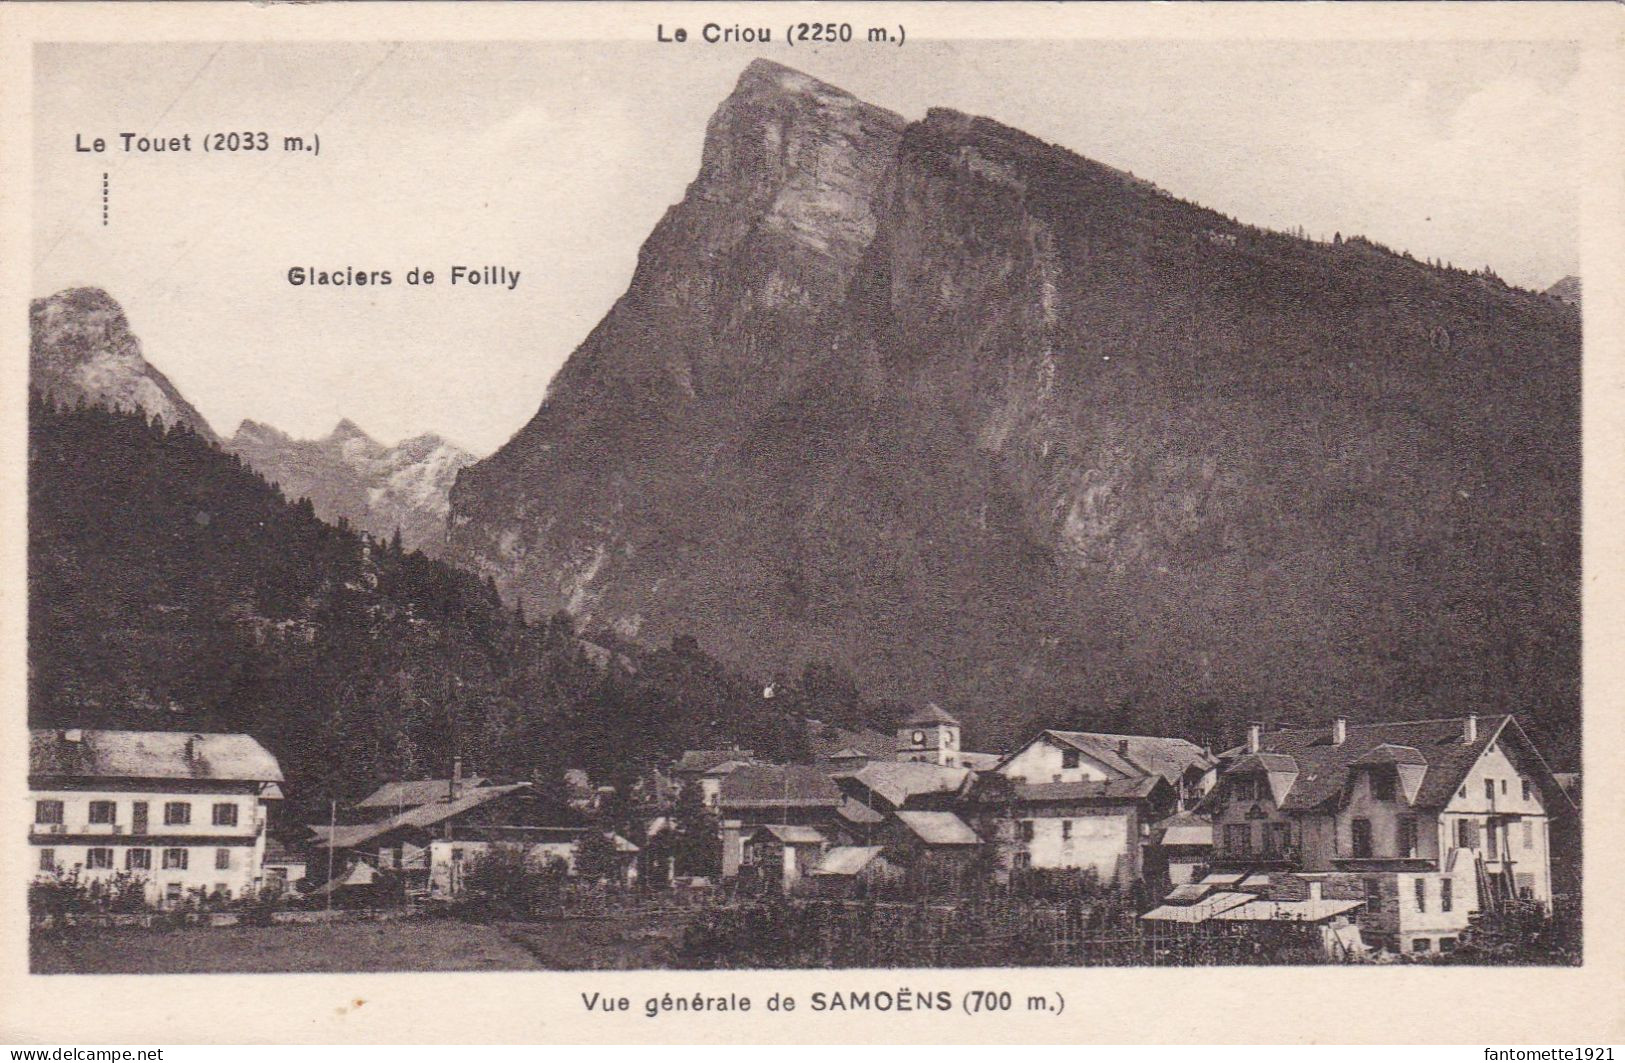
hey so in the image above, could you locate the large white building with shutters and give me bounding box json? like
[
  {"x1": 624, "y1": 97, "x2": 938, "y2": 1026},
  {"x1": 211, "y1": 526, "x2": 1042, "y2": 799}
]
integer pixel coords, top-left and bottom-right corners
[{"x1": 29, "y1": 729, "x2": 284, "y2": 906}]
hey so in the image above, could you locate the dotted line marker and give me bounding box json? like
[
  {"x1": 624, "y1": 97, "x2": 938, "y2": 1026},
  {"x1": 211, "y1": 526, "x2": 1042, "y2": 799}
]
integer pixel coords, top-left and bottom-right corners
[{"x1": 102, "y1": 172, "x2": 109, "y2": 226}]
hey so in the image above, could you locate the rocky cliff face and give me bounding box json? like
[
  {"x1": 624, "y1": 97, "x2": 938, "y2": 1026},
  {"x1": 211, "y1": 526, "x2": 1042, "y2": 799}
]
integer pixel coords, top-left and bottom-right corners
[
  {"x1": 447, "y1": 60, "x2": 1580, "y2": 754},
  {"x1": 30, "y1": 287, "x2": 218, "y2": 442},
  {"x1": 228, "y1": 418, "x2": 475, "y2": 556}
]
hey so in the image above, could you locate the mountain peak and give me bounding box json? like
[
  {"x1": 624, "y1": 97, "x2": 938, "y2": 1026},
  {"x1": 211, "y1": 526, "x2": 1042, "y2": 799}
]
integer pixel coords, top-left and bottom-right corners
[
  {"x1": 30, "y1": 287, "x2": 218, "y2": 442},
  {"x1": 326, "y1": 418, "x2": 375, "y2": 444},
  {"x1": 232, "y1": 419, "x2": 290, "y2": 443}
]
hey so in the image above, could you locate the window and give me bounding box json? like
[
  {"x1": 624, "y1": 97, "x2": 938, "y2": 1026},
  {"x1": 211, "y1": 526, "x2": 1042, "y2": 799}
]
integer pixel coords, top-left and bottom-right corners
[
  {"x1": 451, "y1": 848, "x2": 465, "y2": 863},
  {"x1": 1264, "y1": 822, "x2": 1291, "y2": 856},
  {"x1": 212, "y1": 803, "x2": 238, "y2": 827},
  {"x1": 86, "y1": 847, "x2": 113, "y2": 869},
  {"x1": 1231, "y1": 777, "x2": 1258, "y2": 802},
  {"x1": 163, "y1": 848, "x2": 188, "y2": 870},
  {"x1": 1484, "y1": 779, "x2": 1495, "y2": 800},
  {"x1": 39, "y1": 849, "x2": 55, "y2": 872},
  {"x1": 1412, "y1": 938, "x2": 1432, "y2": 954},
  {"x1": 35, "y1": 800, "x2": 64, "y2": 825},
  {"x1": 215, "y1": 848, "x2": 231, "y2": 870},
  {"x1": 1371, "y1": 773, "x2": 1395, "y2": 802},
  {"x1": 1456, "y1": 819, "x2": 1480, "y2": 849},
  {"x1": 214, "y1": 883, "x2": 229, "y2": 898},
  {"x1": 1224, "y1": 824, "x2": 1253, "y2": 855},
  {"x1": 164, "y1": 802, "x2": 191, "y2": 826},
  {"x1": 1487, "y1": 824, "x2": 1499, "y2": 860},
  {"x1": 1351, "y1": 818, "x2": 1373, "y2": 858},
  {"x1": 1060, "y1": 820, "x2": 1073, "y2": 841},
  {"x1": 1523, "y1": 821, "x2": 1534, "y2": 849},
  {"x1": 1012, "y1": 852, "x2": 1032, "y2": 870},
  {"x1": 1500, "y1": 779, "x2": 1508, "y2": 795},
  {"x1": 88, "y1": 800, "x2": 117, "y2": 824},
  {"x1": 379, "y1": 847, "x2": 397, "y2": 869},
  {"x1": 1515, "y1": 873, "x2": 1535, "y2": 900},
  {"x1": 1363, "y1": 877, "x2": 1383, "y2": 914},
  {"x1": 1061, "y1": 750, "x2": 1080, "y2": 770},
  {"x1": 127, "y1": 848, "x2": 151, "y2": 871},
  {"x1": 1397, "y1": 817, "x2": 1419, "y2": 858},
  {"x1": 1441, "y1": 878, "x2": 1453, "y2": 912},
  {"x1": 1019, "y1": 820, "x2": 1036, "y2": 843},
  {"x1": 1413, "y1": 877, "x2": 1427, "y2": 912},
  {"x1": 165, "y1": 883, "x2": 182, "y2": 903},
  {"x1": 1522, "y1": 780, "x2": 1532, "y2": 802},
  {"x1": 1440, "y1": 937, "x2": 1457, "y2": 952}
]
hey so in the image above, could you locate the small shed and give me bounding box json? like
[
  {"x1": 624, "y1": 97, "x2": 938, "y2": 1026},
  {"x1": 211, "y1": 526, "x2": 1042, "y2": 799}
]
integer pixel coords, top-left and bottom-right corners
[{"x1": 809, "y1": 846, "x2": 904, "y2": 898}]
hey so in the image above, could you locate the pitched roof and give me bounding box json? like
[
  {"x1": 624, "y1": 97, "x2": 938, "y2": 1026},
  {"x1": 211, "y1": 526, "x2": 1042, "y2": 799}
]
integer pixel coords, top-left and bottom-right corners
[
  {"x1": 29, "y1": 729, "x2": 283, "y2": 783},
  {"x1": 1040, "y1": 731, "x2": 1213, "y2": 783},
  {"x1": 902, "y1": 702, "x2": 960, "y2": 727},
  {"x1": 814, "y1": 846, "x2": 887, "y2": 876},
  {"x1": 673, "y1": 749, "x2": 756, "y2": 775},
  {"x1": 893, "y1": 810, "x2": 981, "y2": 846},
  {"x1": 356, "y1": 777, "x2": 490, "y2": 809},
  {"x1": 1212, "y1": 898, "x2": 1364, "y2": 923},
  {"x1": 1152, "y1": 810, "x2": 1214, "y2": 848},
  {"x1": 807, "y1": 721, "x2": 897, "y2": 760},
  {"x1": 836, "y1": 797, "x2": 887, "y2": 826},
  {"x1": 1233, "y1": 715, "x2": 1530, "y2": 811},
  {"x1": 957, "y1": 751, "x2": 1003, "y2": 771},
  {"x1": 752, "y1": 824, "x2": 827, "y2": 846},
  {"x1": 312, "y1": 783, "x2": 531, "y2": 850},
  {"x1": 719, "y1": 764, "x2": 842, "y2": 808},
  {"x1": 846, "y1": 761, "x2": 972, "y2": 807},
  {"x1": 1004, "y1": 777, "x2": 1165, "y2": 804},
  {"x1": 1142, "y1": 891, "x2": 1256, "y2": 923},
  {"x1": 703, "y1": 760, "x2": 753, "y2": 777}
]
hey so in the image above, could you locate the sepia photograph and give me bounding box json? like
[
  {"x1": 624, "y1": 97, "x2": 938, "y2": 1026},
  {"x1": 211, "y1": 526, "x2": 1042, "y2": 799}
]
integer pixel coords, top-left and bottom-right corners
[{"x1": 4, "y1": 0, "x2": 1623, "y2": 1047}]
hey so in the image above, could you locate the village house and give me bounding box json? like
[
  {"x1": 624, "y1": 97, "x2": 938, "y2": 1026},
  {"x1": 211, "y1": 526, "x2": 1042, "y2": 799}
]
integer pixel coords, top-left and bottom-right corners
[
  {"x1": 978, "y1": 730, "x2": 1211, "y2": 891},
  {"x1": 717, "y1": 764, "x2": 849, "y2": 878},
  {"x1": 28, "y1": 728, "x2": 284, "y2": 906},
  {"x1": 996, "y1": 730, "x2": 1217, "y2": 807},
  {"x1": 1203, "y1": 713, "x2": 1575, "y2": 954},
  {"x1": 310, "y1": 765, "x2": 637, "y2": 897},
  {"x1": 671, "y1": 748, "x2": 758, "y2": 811},
  {"x1": 875, "y1": 810, "x2": 985, "y2": 895},
  {"x1": 740, "y1": 823, "x2": 829, "y2": 893}
]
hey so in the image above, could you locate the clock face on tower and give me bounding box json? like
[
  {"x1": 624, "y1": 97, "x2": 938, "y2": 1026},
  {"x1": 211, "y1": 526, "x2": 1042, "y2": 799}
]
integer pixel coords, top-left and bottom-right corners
[{"x1": 912, "y1": 730, "x2": 926, "y2": 746}]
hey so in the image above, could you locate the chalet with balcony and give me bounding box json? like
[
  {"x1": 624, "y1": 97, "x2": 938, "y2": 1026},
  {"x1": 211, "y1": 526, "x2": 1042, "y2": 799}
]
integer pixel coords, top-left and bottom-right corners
[{"x1": 1206, "y1": 713, "x2": 1575, "y2": 954}]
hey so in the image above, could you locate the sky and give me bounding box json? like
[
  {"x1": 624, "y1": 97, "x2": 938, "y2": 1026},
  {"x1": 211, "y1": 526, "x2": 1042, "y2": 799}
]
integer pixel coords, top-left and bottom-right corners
[{"x1": 33, "y1": 40, "x2": 1581, "y2": 454}]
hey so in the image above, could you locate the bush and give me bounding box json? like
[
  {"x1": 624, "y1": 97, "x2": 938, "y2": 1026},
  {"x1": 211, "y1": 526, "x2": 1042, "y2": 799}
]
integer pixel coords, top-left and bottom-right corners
[{"x1": 458, "y1": 844, "x2": 570, "y2": 920}]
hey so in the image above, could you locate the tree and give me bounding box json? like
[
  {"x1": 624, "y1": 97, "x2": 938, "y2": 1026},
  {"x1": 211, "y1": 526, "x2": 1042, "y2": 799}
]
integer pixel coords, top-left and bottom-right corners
[
  {"x1": 573, "y1": 830, "x2": 623, "y2": 885},
  {"x1": 670, "y1": 782, "x2": 722, "y2": 878}
]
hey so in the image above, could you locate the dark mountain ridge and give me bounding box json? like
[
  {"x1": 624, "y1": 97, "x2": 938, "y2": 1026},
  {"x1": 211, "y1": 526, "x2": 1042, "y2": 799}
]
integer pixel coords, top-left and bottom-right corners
[{"x1": 447, "y1": 59, "x2": 1580, "y2": 762}]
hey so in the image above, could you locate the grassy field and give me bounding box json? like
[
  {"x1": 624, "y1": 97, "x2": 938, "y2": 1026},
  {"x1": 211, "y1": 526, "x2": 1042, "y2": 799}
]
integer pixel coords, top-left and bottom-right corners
[{"x1": 30, "y1": 913, "x2": 687, "y2": 974}]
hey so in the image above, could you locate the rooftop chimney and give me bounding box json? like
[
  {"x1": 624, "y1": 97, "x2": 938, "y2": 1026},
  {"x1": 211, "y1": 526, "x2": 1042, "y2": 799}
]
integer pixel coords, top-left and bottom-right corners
[
  {"x1": 1332, "y1": 716, "x2": 1347, "y2": 746},
  {"x1": 1247, "y1": 722, "x2": 1262, "y2": 754},
  {"x1": 449, "y1": 756, "x2": 463, "y2": 800},
  {"x1": 1118, "y1": 739, "x2": 1130, "y2": 757},
  {"x1": 1308, "y1": 880, "x2": 1323, "y2": 902},
  {"x1": 1463, "y1": 714, "x2": 1478, "y2": 745}
]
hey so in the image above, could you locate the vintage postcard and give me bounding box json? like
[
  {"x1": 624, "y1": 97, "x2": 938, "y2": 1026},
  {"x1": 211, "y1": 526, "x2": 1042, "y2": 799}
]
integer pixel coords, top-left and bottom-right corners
[{"x1": 1, "y1": 0, "x2": 1622, "y2": 1046}]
